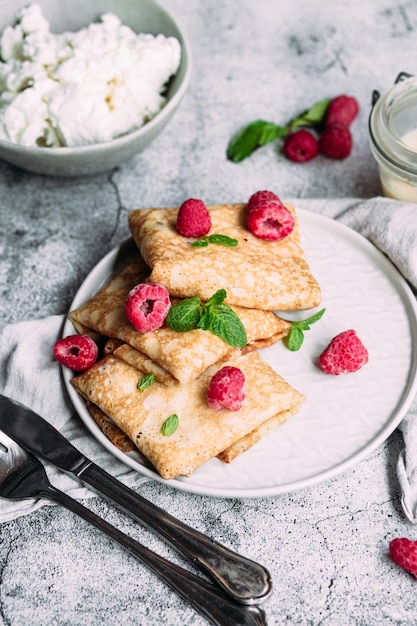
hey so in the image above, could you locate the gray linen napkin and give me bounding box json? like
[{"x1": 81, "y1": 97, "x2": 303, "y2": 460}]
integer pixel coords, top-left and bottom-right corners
[
  {"x1": 334, "y1": 197, "x2": 417, "y2": 523},
  {"x1": 0, "y1": 314, "x2": 151, "y2": 523},
  {"x1": 0, "y1": 197, "x2": 416, "y2": 522}
]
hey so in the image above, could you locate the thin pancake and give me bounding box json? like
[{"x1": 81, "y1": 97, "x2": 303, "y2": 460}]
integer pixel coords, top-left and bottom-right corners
[
  {"x1": 95, "y1": 341, "x2": 303, "y2": 461},
  {"x1": 108, "y1": 341, "x2": 177, "y2": 386},
  {"x1": 71, "y1": 351, "x2": 304, "y2": 480},
  {"x1": 68, "y1": 262, "x2": 291, "y2": 384},
  {"x1": 85, "y1": 400, "x2": 135, "y2": 452},
  {"x1": 217, "y1": 398, "x2": 305, "y2": 463},
  {"x1": 128, "y1": 203, "x2": 321, "y2": 311}
]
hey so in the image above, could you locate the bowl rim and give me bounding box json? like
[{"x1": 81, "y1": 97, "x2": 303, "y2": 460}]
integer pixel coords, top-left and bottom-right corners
[{"x1": 0, "y1": 0, "x2": 192, "y2": 155}]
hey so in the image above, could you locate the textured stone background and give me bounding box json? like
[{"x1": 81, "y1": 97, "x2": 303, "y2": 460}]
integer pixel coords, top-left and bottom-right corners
[{"x1": 1, "y1": 1, "x2": 417, "y2": 624}]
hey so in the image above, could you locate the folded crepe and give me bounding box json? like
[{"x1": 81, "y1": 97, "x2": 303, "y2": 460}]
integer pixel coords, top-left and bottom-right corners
[
  {"x1": 71, "y1": 351, "x2": 304, "y2": 480},
  {"x1": 128, "y1": 203, "x2": 321, "y2": 311},
  {"x1": 105, "y1": 340, "x2": 177, "y2": 385},
  {"x1": 218, "y1": 401, "x2": 304, "y2": 463},
  {"x1": 85, "y1": 400, "x2": 136, "y2": 452},
  {"x1": 69, "y1": 262, "x2": 291, "y2": 384},
  {"x1": 94, "y1": 340, "x2": 304, "y2": 461}
]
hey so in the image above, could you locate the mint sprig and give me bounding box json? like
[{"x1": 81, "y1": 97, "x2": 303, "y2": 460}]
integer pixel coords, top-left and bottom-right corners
[
  {"x1": 192, "y1": 234, "x2": 238, "y2": 248},
  {"x1": 137, "y1": 373, "x2": 155, "y2": 392},
  {"x1": 166, "y1": 289, "x2": 247, "y2": 348},
  {"x1": 227, "y1": 120, "x2": 287, "y2": 163},
  {"x1": 227, "y1": 98, "x2": 331, "y2": 163},
  {"x1": 160, "y1": 414, "x2": 179, "y2": 436},
  {"x1": 285, "y1": 308, "x2": 326, "y2": 351},
  {"x1": 165, "y1": 296, "x2": 201, "y2": 332}
]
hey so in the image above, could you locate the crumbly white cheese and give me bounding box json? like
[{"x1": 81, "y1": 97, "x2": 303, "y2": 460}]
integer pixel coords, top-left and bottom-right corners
[{"x1": 0, "y1": 4, "x2": 181, "y2": 147}]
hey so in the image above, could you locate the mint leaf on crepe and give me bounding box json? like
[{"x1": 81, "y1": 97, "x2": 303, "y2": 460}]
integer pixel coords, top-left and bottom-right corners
[
  {"x1": 166, "y1": 289, "x2": 247, "y2": 348},
  {"x1": 166, "y1": 296, "x2": 202, "y2": 331},
  {"x1": 160, "y1": 414, "x2": 179, "y2": 436},
  {"x1": 227, "y1": 120, "x2": 287, "y2": 162},
  {"x1": 198, "y1": 303, "x2": 247, "y2": 348},
  {"x1": 285, "y1": 308, "x2": 326, "y2": 351},
  {"x1": 192, "y1": 234, "x2": 239, "y2": 248},
  {"x1": 137, "y1": 373, "x2": 155, "y2": 392},
  {"x1": 198, "y1": 290, "x2": 247, "y2": 348},
  {"x1": 205, "y1": 289, "x2": 228, "y2": 308}
]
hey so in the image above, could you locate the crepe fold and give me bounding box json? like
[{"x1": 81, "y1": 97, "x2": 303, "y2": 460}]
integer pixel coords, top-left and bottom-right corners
[
  {"x1": 71, "y1": 351, "x2": 305, "y2": 480},
  {"x1": 68, "y1": 262, "x2": 291, "y2": 384},
  {"x1": 128, "y1": 203, "x2": 321, "y2": 311}
]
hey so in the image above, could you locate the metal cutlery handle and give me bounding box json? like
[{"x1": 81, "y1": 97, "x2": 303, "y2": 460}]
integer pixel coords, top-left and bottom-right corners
[
  {"x1": 42, "y1": 484, "x2": 267, "y2": 626},
  {"x1": 79, "y1": 462, "x2": 272, "y2": 605},
  {"x1": 0, "y1": 395, "x2": 271, "y2": 605}
]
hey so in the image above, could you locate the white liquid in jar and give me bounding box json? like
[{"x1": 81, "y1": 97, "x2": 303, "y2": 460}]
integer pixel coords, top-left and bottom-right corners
[
  {"x1": 379, "y1": 128, "x2": 417, "y2": 202},
  {"x1": 401, "y1": 128, "x2": 417, "y2": 151}
]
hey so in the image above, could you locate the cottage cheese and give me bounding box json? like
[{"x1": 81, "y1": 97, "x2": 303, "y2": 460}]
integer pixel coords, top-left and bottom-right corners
[{"x1": 0, "y1": 4, "x2": 181, "y2": 147}]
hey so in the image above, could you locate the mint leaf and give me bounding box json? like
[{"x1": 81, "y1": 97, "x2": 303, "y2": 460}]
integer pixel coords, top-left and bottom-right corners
[
  {"x1": 227, "y1": 120, "x2": 287, "y2": 162},
  {"x1": 192, "y1": 234, "x2": 238, "y2": 248},
  {"x1": 166, "y1": 289, "x2": 247, "y2": 348},
  {"x1": 285, "y1": 308, "x2": 326, "y2": 351},
  {"x1": 166, "y1": 297, "x2": 202, "y2": 332},
  {"x1": 198, "y1": 303, "x2": 247, "y2": 348},
  {"x1": 160, "y1": 414, "x2": 179, "y2": 436},
  {"x1": 205, "y1": 289, "x2": 227, "y2": 308},
  {"x1": 294, "y1": 308, "x2": 326, "y2": 330},
  {"x1": 197, "y1": 308, "x2": 211, "y2": 331},
  {"x1": 197, "y1": 290, "x2": 227, "y2": 332},
  {"x1": 137, "y1": 373, "x2": 155, "y2": 392},
  {"x1": 288, "y1": 98, "x2": 331, "y2": 131},
  {"x1": 287, "y1": 325, "x2": 305, "y2": 351}
]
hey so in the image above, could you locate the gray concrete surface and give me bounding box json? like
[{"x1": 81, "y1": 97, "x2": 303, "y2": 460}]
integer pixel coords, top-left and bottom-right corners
[{"x1": 1, "y1": 0, "x2": 417, "y2": 624}]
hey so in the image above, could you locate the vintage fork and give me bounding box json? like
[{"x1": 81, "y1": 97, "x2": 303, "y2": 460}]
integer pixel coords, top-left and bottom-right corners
[{"x1": 0, "y1": 431, "x2": 267, "y2": 626}]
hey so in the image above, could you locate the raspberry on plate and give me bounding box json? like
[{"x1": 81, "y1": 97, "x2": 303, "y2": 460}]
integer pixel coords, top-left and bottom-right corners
[
  {"x1": 318, "y1": 329, "x2": 369, "y2": 375},
  {"x1": 247, "y1": 197, "x2": 295, "y2": 241},
  {"x1": 319, "y1": 124, "x2": 352, "y2": 159},
  {"x1": 176, "y1": 198, "x2": 212, "y2": 237},
  {"x1": 206, "y1": 366, "x2": 246, "y2": 411},
  {"x1": 125, "y1": 283, "x2": 170, "y2": 333},
  {"x1": 53, "y1": 334, "x2": 98, "y2": 371},
  {"x1": 325, "y1": 95, "x2": 359, "y2": 127},
  {"x1": 389, "y1": 538, "x2": 417, "y2": 578},
  {"x1": 247, "y1": 190, "x2": 280, "y2": 212},
  {"x1": 283, "y1": 129, "x2": 319, "y2": 163}
]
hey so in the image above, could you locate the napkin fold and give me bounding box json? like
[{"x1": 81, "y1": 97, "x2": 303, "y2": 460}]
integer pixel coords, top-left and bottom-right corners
[
  {"x1": 0, "y1": 196, "x2": 416, "y2": 523},
  {"x1": 0, "y1": 315, "x2": 150, "y2": 523}
]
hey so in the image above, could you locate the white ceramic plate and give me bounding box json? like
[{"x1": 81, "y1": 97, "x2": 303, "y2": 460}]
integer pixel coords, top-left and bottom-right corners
[{"x1": 63, "y1": 210, "x2": 417, "y2": 498}]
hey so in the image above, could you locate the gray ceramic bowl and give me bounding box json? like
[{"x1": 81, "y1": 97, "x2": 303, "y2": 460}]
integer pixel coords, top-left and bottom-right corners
[{"x1": 0, "y1": 0, "x2": 191, "y2": 176}]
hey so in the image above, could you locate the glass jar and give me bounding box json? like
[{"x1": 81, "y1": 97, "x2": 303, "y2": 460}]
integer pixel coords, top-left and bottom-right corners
[{"x1": 369, "y1": 72, "x2": 417, "y2": 202}]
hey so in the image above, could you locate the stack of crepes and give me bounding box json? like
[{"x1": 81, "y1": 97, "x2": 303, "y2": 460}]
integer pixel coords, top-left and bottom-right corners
[{"x1": 69, "y1": 202, "x2": 321, "y2": 480}]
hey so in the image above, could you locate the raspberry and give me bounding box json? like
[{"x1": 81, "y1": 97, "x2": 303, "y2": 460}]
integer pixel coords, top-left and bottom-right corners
[
  {"x1": 246, "y1": 197, "x2": 295, "y2": 241},
  {"x1": 389, "y1": 538, "x2": 417, "y2": 578},
  {"x1": 318, "y1": 329, "x2": 369, "y2": 375},
  {"x1": 206, "y1": 366, "x2": 246, "y2": 411},
  {"x1": 319, "y1": 124, "x2": 352, "y2": 159},
  {"x1": 247, "y1": 190, "x2": 280, "y2": 212},
  {"x1": 325, "y1": 95, "x2": 359, "y2": 127},
  {"x1": 283, "y1": 129, "x2": 319, "y2": 163},
  {"x1": 176, "y1": 198, "x2": 211, "y2": 238},
  {"x1": 53, "y1": 335, "x2": 98, "y2": 371},
  {"x1": 125, "y1": 283, "x2": 170, "y2": 333}
]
